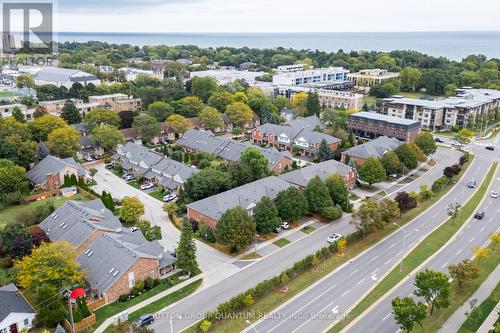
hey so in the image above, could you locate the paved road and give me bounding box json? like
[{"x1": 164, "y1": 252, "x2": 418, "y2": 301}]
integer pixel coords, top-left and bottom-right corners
[
  {"x1": 149, "y1": 147, "x2": 463, "y2": 332},
  {"x1": 91, "y1": 164, "x2": 239, "y2": 286},
  {"x1": 346, "y1": 166, "x2": 500, "y2": 333}
]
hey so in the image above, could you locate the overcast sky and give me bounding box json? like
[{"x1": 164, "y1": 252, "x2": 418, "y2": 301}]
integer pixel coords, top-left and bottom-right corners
[{"x1": 52, "y1": 0, "x2": 500, "y2": 32}]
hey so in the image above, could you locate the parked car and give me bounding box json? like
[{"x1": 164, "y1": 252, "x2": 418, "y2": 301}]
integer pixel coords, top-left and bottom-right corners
[
  {"x1": 136, "y1": 314, "x2": 154, "y2": 327},
  {"x1": 163, "y1": 193, "x2": 177, "y2": 202},
  {"x1": 451, "y1": 142, "x2": 462, "y2": 149},
  {"x1": 124, "y1": 174, "x2": 135, "y2": 181},
  {"x1": 474, "y1": 212, "x2": 485, "y2": 220},
  {"x1": 105, "y1": 161, "x2": 115, "y2": 169},
  {"x1": 467, "y1": 181, "x2": 476, "y2": 188},
  {"x1": 486, "y1": 146, "x2": 495, "y2": 151},
  {"x1": 327, "y1": 233, "x2": 342, "y2": 243},
  {"x1": 84, "y1": 156, "x2": 93, "y2": 162},
  {"x1": 491, "y1": 191, "x2": 499, "y2": 198},
  {"x1": 140, "y1": 183, "x2": 154, "y2": 190},
  {"x1": 435, "y1": 138, "x2": 444, "y2": 143},
  {"x1": 389, "y1": 173, "x2": 398, "y2": 178},
  {"x1": 273, "y1": 226, "x2": 282, "y2": 233},
  {"x1": 281, "y1": 222, "x2": 290, "y2": 230}
]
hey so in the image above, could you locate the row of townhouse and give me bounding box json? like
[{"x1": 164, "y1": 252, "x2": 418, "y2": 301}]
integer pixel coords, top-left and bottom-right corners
[
  {"x1": 177, "y1": 129, "x2": 293, "y2": 174},
  {"x1": 382, "y1": 88, "x2": 500, "y2": 130},
  {"x1": 113, "y1": 142, "x2": 199, "y2": 193},
  {"x1": 39, "y1": 199, "x2": 177, "y2": 305},
  {"x1": 341, "y1": 135, "x2": 403, "y2": 166},
  {"x1": 187, "y1": 158, "x2": 357, "y2": 227}
]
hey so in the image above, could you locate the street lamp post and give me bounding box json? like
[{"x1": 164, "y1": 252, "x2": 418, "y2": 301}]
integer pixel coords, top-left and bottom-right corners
[{"x1": 393, "y1": 223, "x2": 407, "y2": 272}]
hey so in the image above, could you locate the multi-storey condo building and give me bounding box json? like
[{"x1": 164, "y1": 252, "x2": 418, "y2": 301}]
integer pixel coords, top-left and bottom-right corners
[
  {"x1": 347, "y1": 69, "x2": 400, "y2": 89},
  {"x1": 317, "y1": 89, "x2": 364, "y2": 111},
  {"x1": 89, "y1": 93, "x2": 142, "y2": 112},
  {"x1": 347, "y1": 111, "x2": 421, "y2": 142},
  {"x1": 272, "y1": 67, "x2": 349, "y2": 86},
  {"x1": 382, "y1": 88, "x2": 500, "y2": 130}
]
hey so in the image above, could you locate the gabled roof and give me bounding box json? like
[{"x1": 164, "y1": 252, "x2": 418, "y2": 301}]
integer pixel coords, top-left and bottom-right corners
[
  {"x1": 35, "y1": 67, "x2": 98, "y2": 83},
  {"x1": 279, "y1": 159, "x2": 355, "y2": 187},
  {"x1": 25, "y1": 155, "x2": 88, "y2": 185},
  {"x1": 256, "y1": 123, "x2": 340, "y2": 147},
  {"x1": 144, "y1": 157, "x2": 199, "y2": 190},
  {"x1": 187, "y1": 176, "x2": 295, "y2": 221},
  {"x1": 40, "y1": 200, "x2": 122, "y2": 248},
  {"x1": 287, "y1": 115, "x2": 325, "y2": 130},
  {"x1": 0, "y1": 284, "x2": 36, "y2": 322},
  {"x1": 115, "y1": 142, "x2": 163, "y2": 174},
  {"x1": 344, "y1": 136, "x2": 403, "y2": 160}
]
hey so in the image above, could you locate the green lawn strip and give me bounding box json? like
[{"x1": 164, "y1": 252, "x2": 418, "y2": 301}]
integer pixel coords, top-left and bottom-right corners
[
  {"x1": 148, "y1": 190, "x2": 165, "y2": 201},
  {"x1": 273, "y1": 238, "x2": 291, "y2": 248},
  {"x1": 93, "y1": 273, "x2": 183, "y2": 328},
  {"x1": 240, "y1": 253, "x2": 262, "y2": 260},
  {"x1": 127, "y1": 180, "x2": 141, "y2": 189},
  {"x1": 413, "y1": 248, "x2": 500, "y2": 333},
  {"x1": 102, "y1": 280, "x2": 202, "y2": 333},
  {"x1": 457, "y1": 281, "x2": 500, "y2": 333},
  {"x1": 300, "y1": 226, "x2": 316, "y2": 234},
  {"x1": 329, "y1": 162, "x2": 496, "y2": 333},
  {"x1": 419, "y1": 167, "x2": 430, "y2": 172}
]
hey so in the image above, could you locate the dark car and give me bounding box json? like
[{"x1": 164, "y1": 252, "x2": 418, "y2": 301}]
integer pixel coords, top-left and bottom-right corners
[
  {"x1": 136, "y1": 314, "x2": 154, "y2": 327},
  {"x1": 467, "y1": 181, "x2": 477, "y2": 189},
  {"x1": 105, "y1": 161, "x2": 115, "y2": 169},
  {"x1": 474, "y1": 212, "x2": 485, "y2": 220},
  {"x1": 435, "y1": 138, "x2": 444, "y2": 143},
  {"x1": 486, "y1": 146, "x2": 494, "y2": 151}
]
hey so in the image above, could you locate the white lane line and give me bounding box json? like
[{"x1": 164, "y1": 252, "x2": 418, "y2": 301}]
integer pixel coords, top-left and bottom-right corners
[
  {"x1": 469, "y1": 238, "x2": 475, "y2": 243},
  {"x1": 369, "y1": 256, "x2": 378, "y2": 263},
  {"x1": 350, "y1": 269, "x2": 359, "y2": 276},
  {"x1": 389, "y1": 243, "x2": 397, "y2": 249},
  {"x1": 341, "y1": 289, "x2": 351, "y2": 297},
  {"x1": 356, "y1": 278, "x2": 366, "y2": 286},
  {"x1": 382, "y1": 312, "x2": 391, "y2": 321},
  {"x1": 480, "y1": 227, "x2": 485, "y2": 232},
  {"x1": 466, "y1": 224, "x2": 471, "y2": 229},
  {"x1": 397, "y1": 251, "x2": 402, "y2": 256},
  {"x1": 456, "y1": 249, "x2": 463, "y2": 255},
  {"x1": 384, "y1": 259, "x2": 392, "y2": 265},
  {"x1": 371, "y1": 268, "x2": 379, "y2": 275},
  {"x1": 420, "y1": 222, "x2": 427, "y2": 227},
  {"x1": 441, "y1": 262, "x2": 448, "y2": 269},
  {"x1": 432, "y1": 214, "x2": 438, "y2": 218}
]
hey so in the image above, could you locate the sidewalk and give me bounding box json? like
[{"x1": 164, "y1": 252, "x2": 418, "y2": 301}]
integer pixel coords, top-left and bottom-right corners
[
  {"x1": 438, "y1": 265, "x2": 500, "y2": 333},
  {"x1": 93, "y1": 274, "x2": 203, "y2": 333}
]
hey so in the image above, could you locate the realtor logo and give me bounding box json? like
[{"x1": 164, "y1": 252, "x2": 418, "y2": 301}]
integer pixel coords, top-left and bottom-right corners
[{"x1": 1, "y1": 1, "x2": 55, "y2": 54}]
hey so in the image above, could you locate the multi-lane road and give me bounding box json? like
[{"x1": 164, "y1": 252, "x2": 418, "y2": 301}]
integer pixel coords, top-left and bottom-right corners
[{"x1": 346, "y1": 166, "x2": 499, "y2": 333}]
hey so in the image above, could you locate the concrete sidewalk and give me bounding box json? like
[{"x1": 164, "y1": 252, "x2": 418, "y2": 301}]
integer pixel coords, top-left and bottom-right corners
[{"x1": 439, "y1": 265, "x2": 500, "y2": 333}]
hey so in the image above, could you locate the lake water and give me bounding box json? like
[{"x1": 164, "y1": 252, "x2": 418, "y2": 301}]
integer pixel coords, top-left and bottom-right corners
[{"x1": 57, "y1": 31, "x2": 500, "y2": 61}]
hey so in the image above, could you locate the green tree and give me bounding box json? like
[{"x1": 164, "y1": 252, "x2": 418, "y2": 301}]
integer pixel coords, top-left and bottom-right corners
[
  {"x1": 60, "y1": 100, "x2": 82, "y2": 124},
  {"x1": 216, "y1": 206, "x2": 256, "y2": 252},
  {"x1": 395, "y1": 143, "x2": 418, "y2": 170},
  {"x1": 275, "y1": 187, "x2": 309, "y2": 222},
  {"x1": 380, "y1": 151, "x2": 403, "y2": 175},
  {"x1": 0, "y1": 129, "x2": 36, "y2": 168},
  {"x1": 176, "y1": 218, "x2": 198, "y2": 276},
  {"x1": 325, "y1": 173, "x2": 350, "y2": 211},
  {"x1": 191, "y1": 76, "x2": 218, "y2": 102},
  {"x1": 47, "y1": 126, "x2": 80, "y2": 158},
  {"x1": 240, "y1": 147, "x2": 269, "y2": 181},
  {"x1": 167, "y1": 114, "x2": 191, "y2": 134},
  {"x1": 199, "y1": 107, "x2": 223, "y2": 130},
  {"x1": 30, "y1": 114, "x2": 68, "y2": 141},
  {"x1": 136, "y1": 220, "x2": 162, "y2": 241},
  {"x1": 16, "y1": 74, "x2": 35, "y2": 92},
  {"x1": 0, "y1": 223, "x2": 29, "y2": 253},
  {"x1": 208, "y1": 91, "x2": 234, "y2": 112},
  {"x1": 226, "y1": 102, "x2": 253, "y2": 127},
  {"x1": 400, "y1": 67, "x2": 422, "y2": 92},
  {"x1": 379, "y1": 198, "x2": 400, "y2": 223},
  {"x1": 182, "y1": 168, "x2": 232, "y2": 202},
  {"x1": 448, "y1": 259, "x2": 479, "y2": 288},
  {"x1": 119, "y1": 196, "x2": 145, "y2": 224},
  {"x1": 415, "y1": 132, "x2": 437, "y2": 156},
  {"x1": 90, "y1": 124, "x2": 123, "y2": 152},
  {"x1": 352, "y1": 198, "x2": 383, "y2": 237},
  {"x1": 414, "y1": 269, "x2": 451, "y2": 315},
  {"x1": 304, "y1": 176, "x2": 334, "y2": 213},
  {"x1": 455, "y1": 128, "x2": 475, "y2": 143},
  {"x1": 36, "y1": 287, "x2": 67, "y2": 327},
  {"x1": 0, "y1": 159, "x2": 29, "y2": 204},
  {"x1": 306, "y1": 91, "x2": 321, "y2": 116},
  {"x1": 318, "y1": 139, "x2": 333, "y2": 162},
  {"x1": 132, "y1": 114, "x2": 161, "y2": 143},
  {"x1": 83, "y1": 108, "x2": 121, "y2": 129},
  {"x1": 173, "y1": 96, "x2": 205, "y2": 117},
  {"x1": 254, "y1": 197, "x2": 281, "y2": 234},
  {"x1": 408, "y1": 142, "x2": 427, "y2": 162},
  {"x1": 146, "y1": 101, "x2": 174, "y2": 122},
  {"x1": 12, "y1": 107, "x2": 25, "y2": 123},
  {"x1": 391, "y1": 296, "x2": 427, "y2": 333},
  {"x1": 358, "y1": 157, "x2": 387, "y2": 185}
]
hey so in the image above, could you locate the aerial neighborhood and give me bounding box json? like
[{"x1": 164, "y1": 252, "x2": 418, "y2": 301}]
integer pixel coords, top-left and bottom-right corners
[{"x1": 0, "y1": 42, "x2": 498, "y2": 333}]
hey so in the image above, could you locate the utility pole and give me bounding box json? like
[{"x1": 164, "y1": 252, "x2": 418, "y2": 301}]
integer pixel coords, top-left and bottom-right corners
[{"x1": 65, "y1": 288, "x2": 75, "y2": 333}]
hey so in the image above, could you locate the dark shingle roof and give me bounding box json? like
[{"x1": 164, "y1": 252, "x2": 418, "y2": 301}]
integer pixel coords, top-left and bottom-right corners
[
  {"x1": 287, "y1": 115, "x2": 325, "y2": 130},
  {"x1": 25, "y1": 155, "x2": 88, "y2": 185},
  {"x1": 344, "y1": 136, "x2": 403, "y2": 159},
  {"x1": 144, "y1": 157, "x2": 199, "y2": 190},
  {"x1": 279, "y1": 160, "x2": 355, "y2": 188},
  {"x1": 115, "y1": 142, "x2": 163, "y2": 174},
  {"x1": 0, "y1": 284, "x2": 36, "y2": 322}
]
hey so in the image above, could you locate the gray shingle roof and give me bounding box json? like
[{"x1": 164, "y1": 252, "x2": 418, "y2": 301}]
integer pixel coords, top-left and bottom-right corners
[
  {"x1": 40, "y1": 200, "x2": 122, "y2": 248},
  {"x1": 35, "y1": 67, "x2": 97, "y2": 83},
  {"x1": 115, "y1": 142, "x2": 163, "y2": 174},
  {"x1": 144, "y1": 157, "x2": 199, "y2": 190},
  {"x1": 0, "y1": 284, "x2": 36, "y2": 322},
  {"x1": 279, "y1": 160, "x2": 355, "y2": 188},
  {"x1": 287, "y1": 115, "x2": 325, "y2": 130},
  {"x1": 187, "y1": 176, "x2": 295, "y2": 221},
  {"x1": 344, "y1": 136, "x2": 403, "y2": 159},
  {"x1": 25, "y1": 155, "x2": 88, "y2": 185}
]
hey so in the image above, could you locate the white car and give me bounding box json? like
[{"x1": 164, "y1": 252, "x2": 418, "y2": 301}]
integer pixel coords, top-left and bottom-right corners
[
  {"x1": 281, "y1": 222, "x2": 290, "y2": 230},
  {"x1": 84, "y1": 156, "x2": 93, "y2": 162},
  {"x1": 327, "y1": 233, "x2": 342, "y2": 243},
  {"x1": 163, "y1": 194, "x2": 178, "y2": 202},
  {"x1": 491, "y1": 191, "x2": 499, "y2": 198},
  {"x1": 140, "y1": 183, "x2": 154, "y2": 190}
]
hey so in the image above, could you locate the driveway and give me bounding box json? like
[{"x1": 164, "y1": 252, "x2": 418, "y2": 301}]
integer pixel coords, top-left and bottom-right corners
[{"x1": 91, "y1": 163, "x2": 239, "y2": 287}]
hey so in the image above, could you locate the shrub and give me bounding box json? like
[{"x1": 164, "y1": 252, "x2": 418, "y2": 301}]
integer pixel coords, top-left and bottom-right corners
[
  {"x1": 153, "y1": 279, "x2": 161, "y2": 287},
  {"x1": 118, "y1": 294, "x2": 128, "y2": 302},
  {"x1": 145, "y1": 276, "x2": 154, "y2": 290},
  {"x1": 319, "y1": 205, "x2": 342, "y2": 221},
  {"x1": 134, "y1": 280, "x2": 144, "y2": 292},
  {"x1": 432, "y1": 176, "x2": 449, "y2": 192},
  {"x1": 394, "y1": 192, "x2": 417, "y2": 212}
]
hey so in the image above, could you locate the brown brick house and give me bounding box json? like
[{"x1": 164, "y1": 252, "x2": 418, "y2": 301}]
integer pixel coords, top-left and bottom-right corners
[
  {"x1": 341, "y1": 136, "x2": 403, "y2": 166},
  {"x1": 347, "y1": 111, "x2": 421, "y2": 142},
  {"x1": 25, "y1": 155, "x2": 90, "y2": 190}
]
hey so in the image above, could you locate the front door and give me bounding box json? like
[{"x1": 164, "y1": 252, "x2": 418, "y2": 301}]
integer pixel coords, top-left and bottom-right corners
[{"x1": 10, "y1": 323, "x2": 18, "y2": 333}]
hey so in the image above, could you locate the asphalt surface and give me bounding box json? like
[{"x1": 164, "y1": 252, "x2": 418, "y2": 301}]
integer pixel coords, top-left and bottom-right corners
[
  {"x1": 241, "y1": 155, "x2": 493, "y2": 333},
  {"x1": 346, "y1": 166, "x2": 500, "y2": 333},
  {"x1": 149, "y1": 147, "x2": 463, "y2": 333}
]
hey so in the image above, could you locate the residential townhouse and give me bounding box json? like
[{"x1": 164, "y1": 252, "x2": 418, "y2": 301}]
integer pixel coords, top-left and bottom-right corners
[
  {"x1": 347, "y1": 69, "x2": 400, "y2": 89},
  {"x1": 73, "y1": 123, "x2": 104, "y2": 159},
  {"x1": 187, "y1": 176, "x2": 296, "y2": 228},
  {"x1": 25, "y1": 155, "x2": 90, "y2": 190},
  {"x1": 341, "y1": 135, "x2": 403, "y2": 166},
  {"x1": 177, "y1": 129, "x2": 293, "y2": 174},
  {"x1": 286, "y1": 115, "x2": 325, "y2": 131},
  {"x1": 0, "y1": 103, "x2": 30, "y2": 120},
  {"x1": 0, "y1": 284, "x2": 37, "y2": 333},
  {"x1": 279, "y1": 159, "x2": 358, "y2": 190},
  {"x1": 347, "y1": 111, "x2": 421, "y2": 142},
  {"x1": 252, "y1": 123, "x2": 341, "y2": 158},
  {"x1": 88, "y1": 93, "x2": 142, "y2": 112}
]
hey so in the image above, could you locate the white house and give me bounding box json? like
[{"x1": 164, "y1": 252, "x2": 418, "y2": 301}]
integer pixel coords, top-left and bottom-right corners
[{"x1": 0, "y1": 284, "x2": 37, "y2": 333}]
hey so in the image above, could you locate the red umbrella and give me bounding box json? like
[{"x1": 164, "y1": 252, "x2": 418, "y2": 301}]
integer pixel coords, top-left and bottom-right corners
[{"x1": 70, "y1": 288, "x2": 85, "y2": 299}]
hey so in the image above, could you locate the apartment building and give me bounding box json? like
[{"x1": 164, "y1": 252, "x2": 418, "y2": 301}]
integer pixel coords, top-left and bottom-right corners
[
  {"x1": 347, "y1": 111, "x2": 421, "y2": 142},
  {"x1": 89, "y1": 93, "x2": 142, "y2": 112},
  {"x1": 348, "y1": 69, "x2": 400, "y2": 89},
  {"x1": 272, "y1": 67, "x2": 349, "y2": 86},
  {"x1": 317, "y1": 89, "x2": 364, "y2": 111}
]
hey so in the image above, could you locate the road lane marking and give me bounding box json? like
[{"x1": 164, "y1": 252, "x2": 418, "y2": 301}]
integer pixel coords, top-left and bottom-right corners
[
  {"x1": 469, "y1": 238, "x2": 475, "y2": 243},
  {"x1": 356, "y1": 279, "x2": 366, "y2": 286},
  {"x1": 441, "y1": 262, "x2": 448, "y2": 269},
  {"x1": 341, "y1": 289, "x2": 351, "y2": 297},
  {"x1": 384, "y1": 259, "x2": 392, "y2": 265},
  {"x1": 350, "y1": 269, "x2": 359, "y2": 276},
  {"x1": 389, "y1": 243, "x2": 397, "y2": 249},
  {"x1": 369, "y1": 256, "x2": 378, "y2": 263},
  {"x1": 456, "y1": 249, "x2": 463, "y2": 255},
  {"x1": 371, "y1": 268, "x2": 379, "y2": 275},
  {"x1": 420, "y1": 221, "x2": 427, "y2": 227},
  {"x1": 382, "y1": 312, "x2": 391, "y2": 321},
  {"x1": 480, "y1": 227, "x2": 485, "y2": 232}
]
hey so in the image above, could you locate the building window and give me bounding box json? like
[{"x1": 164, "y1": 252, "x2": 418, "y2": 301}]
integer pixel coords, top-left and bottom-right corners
[
  {"x1": 1, "y1": 328, "x2": 8, "y2": 333},
  {"x1": 24, "y1": 318, "x2": 29, "y2": 326},
  {"x1": 128, "y1": 272, "x2": 135, "y2": 288}
]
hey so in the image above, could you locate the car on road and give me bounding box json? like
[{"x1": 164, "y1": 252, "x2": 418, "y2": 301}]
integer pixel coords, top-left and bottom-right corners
[
  {"x1": 163, "y1": 193, "x2": 177, "y2": 202},
  {"x1": 467, "y1": 180, "x2": 477, "y2": 188},
  {"x1": 136, "y1": 314, "x2": 154, "y2": 327},
  {"x1": 434, "y1": 138, "x2": 444, "y2": 143},
  {"x1": 474, "y1": 212, "x2": 485, "y2": 220},
  {"x1": 281, "y1": 222, "x2": 290, "y2": 230},
  {"x1": 451, "y1": 142, "x2": 462, "y2": 148},
  {"x1": 123, "y1": 174, "x2": 136, "y2": 181},
  {"x1": 486, "y1": 146, "x2": 495, "y2": 151},
  {"x1": 327, "y1": 233, "x2": 342, "y2": 243},
  {"x1": 140, "y1": 183, "x2": 155, "y2": 190},
  {"x1": 84, "y1": 156, "x2": 93, "y2": 162},
  {"x1": 491, "y1": 191, "x2": 499, "y2": 198}
]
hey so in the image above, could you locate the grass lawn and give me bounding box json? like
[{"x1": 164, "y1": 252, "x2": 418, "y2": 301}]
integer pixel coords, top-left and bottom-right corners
[
  {"x1": 419, "y1": 167, "x2": 430, "y2": 172},
  {"x1": 103, "y1": 280, "x2": 202, "y2": 333},
  {"x1": 365, "y1": 96, "x2": 377, "y2": 107},
  {"x1": 399, "y1": 92, "x2": 427, "y2": 99},
  {"x1": 428, "y1": 159, "x2": 437, "y2": 166},
  {"x1": 127, "y1": 180, "x2": 141, "y2": 189},
  {"x1": 148, "y1": 189, "x2": 165, "y2": 201},
  {"x1": 0, "y1": 91, "x2": 14, "y2": 97},
  {"x1": 358, "y1": 184, "x2": 379, "y2": 193},
  {"x1": 300, "y1": 226, "x2": 316, "y2": 234},
  {"x1": 240, "y1": 253, "x2": 262, "y2": 260},
  {"x1": 329, "y1": 161, "x2": 496, "y2": 333},
  {"x1": 273, "y1": 238, "x2": 291, "y2": 248},
  {"x1": 457, "y1": 281, "x2": 500, "y2": 333}
]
